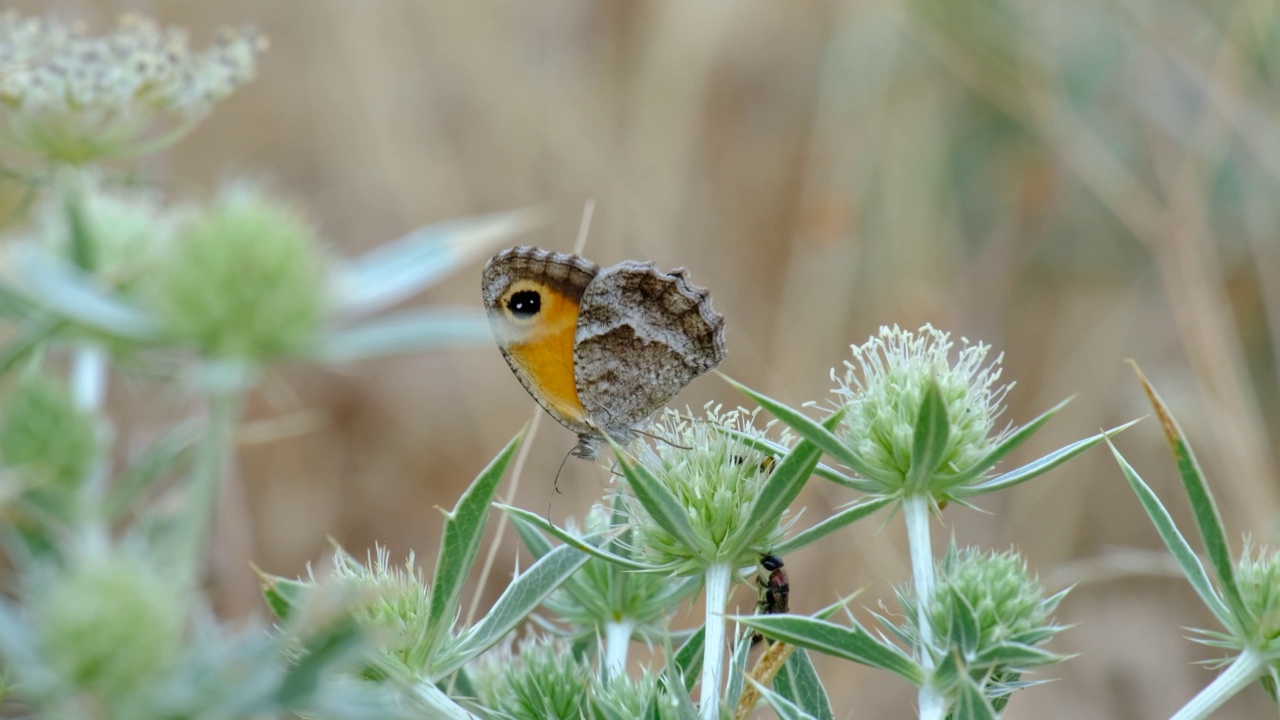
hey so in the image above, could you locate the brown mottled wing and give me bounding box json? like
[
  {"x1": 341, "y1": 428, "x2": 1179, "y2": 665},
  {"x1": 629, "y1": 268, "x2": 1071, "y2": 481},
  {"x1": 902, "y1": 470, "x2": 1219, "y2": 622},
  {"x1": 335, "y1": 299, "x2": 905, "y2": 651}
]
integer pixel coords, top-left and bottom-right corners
[
  {"x1": 573, "y1": 260, "x2": 727, "y2": 439},
  {"x1": 481, "y1": 246, "x2": 599, "y2": 435}
]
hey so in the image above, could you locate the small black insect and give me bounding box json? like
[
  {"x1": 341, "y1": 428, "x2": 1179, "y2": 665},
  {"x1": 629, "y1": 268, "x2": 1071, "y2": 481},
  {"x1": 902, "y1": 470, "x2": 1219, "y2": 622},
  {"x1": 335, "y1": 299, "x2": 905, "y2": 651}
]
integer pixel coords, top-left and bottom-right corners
[{"x1": 752, "y1": 553, "x2": 790, "y2": 646}]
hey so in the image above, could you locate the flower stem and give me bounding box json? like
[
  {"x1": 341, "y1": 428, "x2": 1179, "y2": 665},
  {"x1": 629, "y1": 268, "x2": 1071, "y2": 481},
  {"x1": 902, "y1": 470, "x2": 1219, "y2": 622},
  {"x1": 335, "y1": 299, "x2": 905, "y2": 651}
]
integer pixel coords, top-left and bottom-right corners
[
  {"x1": 603, "y1": 619, "x2": 635, "y2": 679},
  {"x1": 904, "y1": 494, "x2": 947, "y2": 720},
  {"x1": 700, "y1": 563, "x2": 732, "y2": 720},
  {"x1": 1171, "y1": 650, "x2": 1266, "y2": 720},
  {"x1": 179, "y1": 390, "x2": 242, "y2": 584}
]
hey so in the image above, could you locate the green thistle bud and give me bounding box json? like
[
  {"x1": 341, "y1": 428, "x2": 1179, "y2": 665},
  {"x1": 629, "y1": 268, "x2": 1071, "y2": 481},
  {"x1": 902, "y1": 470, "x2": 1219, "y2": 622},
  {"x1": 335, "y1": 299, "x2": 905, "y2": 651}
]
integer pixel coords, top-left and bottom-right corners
[
  {"x1": 544, "y1": 506, "x2": 697, "y2": 645},
  {"x1": 620, "y1": 407, "x2": 787, "y2": 574},
  {"x1": 146, "y1": 183, "x2": 326, "y2": 360},
  {"x1": 34, "y1": 171, "x2": 180, "y2": 287},
  {"x1": 1236, "y1": 543, "x2": 1280, "y2": 652},
  {"x1": 481, "y1": 637, "x2": 592, "y2": 720},
  {"x1": 831, "y1": 324, "x2": 1013, "y2": 495},
  {"x1": 34, "y1": 550, "x2": 183, "y2": 698},
  {"x1": 326, "y1": 545, "x2": 432, "y2": 677},
  {"x1": 0, "y1": 375, "x2": 98, "y2": 514},
  {"x1": 590, "y1": 670, "x2": 681, "y2": 720},
  {"x1": 900, "y1": 545, "x2": 1067, "y2": 706},
  {"x1": 0, "y1": 12, "x2": 266, "y2": 163}
]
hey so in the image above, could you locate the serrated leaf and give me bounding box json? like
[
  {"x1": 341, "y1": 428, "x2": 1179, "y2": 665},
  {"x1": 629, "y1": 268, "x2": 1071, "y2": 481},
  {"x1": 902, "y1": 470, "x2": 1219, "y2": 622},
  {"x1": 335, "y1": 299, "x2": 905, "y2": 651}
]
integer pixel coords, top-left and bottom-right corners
[
  {"x1": 609, "y1": 443, "x2": 703, "y2": 555},
  {"x1": 1108, "y1": 442, "x2": 1233, "y2": 628},
  {"x1": 725, "y1": 376, "x2": 895, "y2": 487},
  {"x1": 737, "y1": 413, "x2": 840, "y2": 547},
  {"x1": 774, "y1": 649, "x2": 834, "y2": 720},
  {"x1": 7, "y1": 245, "x2": 160, "y2": 340},
  {"x1": 257, "y1": 569, "x2": 310, "y2": 621},
  {"x1": 954, "y1": 418, "x2": 1141, "y2": 498},
  {"x1": 498, "y1": 504, "x2": 649, "y2": 570},
  {"x1": 906, "y1": 380, "x2": 950, "y2": 494},
  {"x1": 673, "y1": 626, "x2": 705, "y2": 693},
  {"x1": 711, "y1": 424, "x2": 880, "y2": 493},
  {"x1": 724, "y1": 627, "x2": 753, "y2": 711},
  {"x1": 424, "y1": 432, "x2": 522, "y2": 658},
  {"x1": 934, "y1": 397, "x2": 1071, "y2": 489},
  {"x1": 330, "y1": 208, "x2": 548, "y2": 318},
  {"x1": 753, "y1": 678, "x2": 821, "y2": 720},
  {"x1": 953, "y1": 675, "x2": 996, "y2": 720},
  {"x1": 435, "y1": 542, "x2": 587, "y2": 677},
  {"x1": 734, "y1": 614, "x2": 924, "y2": 684},
  {"x1": 1129, "y1": 362, "x2": 1250, "y2": 629},
  {"x1": 770, "y1": 496, "x2": 894, "y2": 557},
  {"x1": 312, "y1": 307, "x2": 492, "y2": 363}
]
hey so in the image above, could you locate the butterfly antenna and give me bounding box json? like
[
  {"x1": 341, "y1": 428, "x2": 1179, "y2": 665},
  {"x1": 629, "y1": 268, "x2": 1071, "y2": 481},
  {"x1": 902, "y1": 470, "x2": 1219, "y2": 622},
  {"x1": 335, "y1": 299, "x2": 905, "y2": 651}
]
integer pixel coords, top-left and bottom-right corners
[
  {"x1": 635, "y1": 426, "x2": 691, "y2": 451},
  {"x1": 573, "y1": 198, "x2": 596, "y2": 255}
]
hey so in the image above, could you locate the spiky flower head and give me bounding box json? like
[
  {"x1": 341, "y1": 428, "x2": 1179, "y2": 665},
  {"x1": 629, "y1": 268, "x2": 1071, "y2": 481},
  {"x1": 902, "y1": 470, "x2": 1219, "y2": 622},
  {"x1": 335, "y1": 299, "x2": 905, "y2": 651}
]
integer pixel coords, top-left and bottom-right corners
[
  {"x1": 1233, "y1": 543, "x2": 1280, "y2": 654},
  {"x1": 898, "y1": 545, "x2": 1068, "y2": 707},
  {"x1": 324, "y1": 544, "x2": 432, "y2": 678},
  {"x1": 619, "y1": 406, "x2": 788, "y2": 575},
  {"x1": 33, "y1": 549, "x2": 184, "y2": 701},
  {"x1": 544, "y1": 506, "x2": 697, "y2": 645},
  {"x1": 479, "y1": 636, "x2": 593, "y2": 720},
  {"x1": 0, "y1": 374, "x2": 98, "y2": 519},
  {"x1": 832, "y1": 324, "x2": 1013, "y2": 496},
  {"x1": 0, "y1": 12, "x2": 266, "y2": 163},
  {"x1": 144, "y1": 182, "x2": 326, "y2": 360}
]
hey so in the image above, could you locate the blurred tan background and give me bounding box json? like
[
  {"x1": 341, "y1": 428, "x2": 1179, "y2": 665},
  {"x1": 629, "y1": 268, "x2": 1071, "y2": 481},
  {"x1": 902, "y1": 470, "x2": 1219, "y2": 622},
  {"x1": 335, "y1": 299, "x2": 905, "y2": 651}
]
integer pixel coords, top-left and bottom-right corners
[{"x1": 12, "y1": 0, "x2": 1280, "y2": 717}]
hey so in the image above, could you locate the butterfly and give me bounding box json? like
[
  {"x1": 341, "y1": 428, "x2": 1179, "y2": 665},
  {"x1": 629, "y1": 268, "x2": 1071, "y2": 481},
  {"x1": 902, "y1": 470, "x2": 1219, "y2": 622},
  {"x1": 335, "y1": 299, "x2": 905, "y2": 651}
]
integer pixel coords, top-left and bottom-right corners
[{"x1": 482, "y1": 246, "x2": 726, "y2": 459}]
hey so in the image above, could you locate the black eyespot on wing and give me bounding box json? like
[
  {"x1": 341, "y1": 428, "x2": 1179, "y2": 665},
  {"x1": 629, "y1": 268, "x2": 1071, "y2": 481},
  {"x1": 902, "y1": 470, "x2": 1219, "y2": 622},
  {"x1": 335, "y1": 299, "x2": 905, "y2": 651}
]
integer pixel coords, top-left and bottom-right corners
[{"x1": 507, "y1": 290, "x2": 541, "y2": 318}]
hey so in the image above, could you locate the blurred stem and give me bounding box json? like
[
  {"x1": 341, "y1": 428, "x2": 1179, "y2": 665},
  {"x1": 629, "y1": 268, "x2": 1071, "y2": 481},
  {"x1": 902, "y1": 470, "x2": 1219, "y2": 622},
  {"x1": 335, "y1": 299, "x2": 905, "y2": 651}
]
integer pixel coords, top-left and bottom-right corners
[
  {"x1": 603, "y1": 619, "x2": 634, "y2": 679},
  {"x1": 70, "y1": 344, "x2": 107, "y2": 411},
  {"x1": 414, "y1": 681, "x2": 480, "y2": 720},
  {"x1": 699, "y1": 563, "x2": 731, "y2": 720},
  {"x1": 904, "y1": 494, "x2": 947, "y2": 720},
  {"x1": 1171, "y1": 650, "x2": 1265, "y2": 720},
  {"x1": 179, "y1": 390, "x2": 243, "y2": 585}
]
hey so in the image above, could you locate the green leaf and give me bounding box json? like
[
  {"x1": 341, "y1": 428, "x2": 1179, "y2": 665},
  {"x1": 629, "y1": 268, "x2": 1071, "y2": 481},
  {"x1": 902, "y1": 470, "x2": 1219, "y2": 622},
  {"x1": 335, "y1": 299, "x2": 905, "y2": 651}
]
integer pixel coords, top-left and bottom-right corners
[
  {"x1": 774, "y1": 649, "x2": 834, "y2": 720},
  {"x1": 672, "y1": 626, "x2": 705, "y2": 693},
  {"x1": 724, "y1": 627, "x2": 754, "y2": 711},
  {"x1": 498, "y1": 505, "x2": 648, "y2": 570},
  {"x1": 312, "y1": 308, "x2": 492, "y2": 363},
  {"x1": 424, "y1": 432, "x2": 522, "y2": 658},
  {"x1": 436, "y1": 542, "x2": 588, "y2": 677},
  {"x1": 255, "y1": 568, "x2": 310, "y2": 621},
  {"x1": 1108, "y1": 441, "x2": 1233, "y2": 628},
  {"x1": 331, "y1": 207, "x2": 548, "y2": 318},
  {"x1": 947, "y1": 589, "x2": 981, "y2": 656},
  {"x1": 906, "y1": 380, "x2": 951, "y2": 494},
  {"x1": 737, "y1": 413, "x2": 838, "y2": 547},
  {"x1": 735, "y1": 614, "x2": 923, "y2": 684},
  {"x1": 7, "y1": 246, "x2": 160, "y2": 340},
  {"x1": 275, "y1": 615, "x2": 365, "y2": 707},
  {"x1": 609, "y1": 442, "x2": 703, "y2": 555},
  {"x1": 752, "y1": 679, "x2": 821, "y2": 720},
  {"x1": 725, "y1": 376, "x2": 894, "y2": 487},
  {"x1": 769, "y1": 496, "x2": 894, "y2": 557},
  {"x1": 953, "y1": 418, "x2": 1141, "y2": 498},
  {"x1": 711, "y1": 424, "x2": 880, "y2": 493},
  {"x1": 934, "y1": 397, "x2": 1071, "y2": 489},
  {"x1": 953, "y1": 674, "x2": 996, "y2": 720},
  {"x1": 1130, "y1": 364, "x2": 1251, "y2": 630}
]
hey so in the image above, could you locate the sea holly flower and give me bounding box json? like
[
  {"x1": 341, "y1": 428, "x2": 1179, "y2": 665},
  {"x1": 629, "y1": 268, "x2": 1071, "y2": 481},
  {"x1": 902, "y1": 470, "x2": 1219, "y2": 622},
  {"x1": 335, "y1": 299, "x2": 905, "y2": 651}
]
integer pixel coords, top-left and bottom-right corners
[
  {"x1": 896, "y1": 545, "x2": 1070, "y2": 713},
  {"x1": 831, "y1": 324, "x2": 1012, "y2": 497},
  {"x1": 0, "y1": 11, "x2": 266, "y2": 164}
]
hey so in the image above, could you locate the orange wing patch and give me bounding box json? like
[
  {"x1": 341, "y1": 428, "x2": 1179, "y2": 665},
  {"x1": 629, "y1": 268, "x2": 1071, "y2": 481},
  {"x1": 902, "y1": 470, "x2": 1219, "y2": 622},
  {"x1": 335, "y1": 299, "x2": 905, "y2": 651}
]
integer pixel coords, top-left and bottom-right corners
[{"x1": 498, "y1": 281, "x2": 587, "y2": 425}]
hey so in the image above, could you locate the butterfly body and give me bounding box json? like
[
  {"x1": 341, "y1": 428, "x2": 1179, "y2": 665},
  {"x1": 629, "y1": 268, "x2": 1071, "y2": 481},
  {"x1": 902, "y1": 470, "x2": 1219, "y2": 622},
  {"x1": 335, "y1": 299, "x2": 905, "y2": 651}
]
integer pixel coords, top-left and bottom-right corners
[{"x1": 482, "y1": 246, "x2": 726, "y2": 459}]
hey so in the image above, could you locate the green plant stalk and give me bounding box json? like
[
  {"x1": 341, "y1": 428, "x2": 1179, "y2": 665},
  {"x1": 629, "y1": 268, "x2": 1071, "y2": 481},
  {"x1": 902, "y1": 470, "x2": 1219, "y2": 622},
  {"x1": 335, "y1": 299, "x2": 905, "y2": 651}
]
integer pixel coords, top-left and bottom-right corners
[
  {"x1": 1170, "y1": 650, "x2": 1266, "y2": 720},
  {"x1": 178, "y1": 390, "x2": 243, "y2": 585},
  {"x1": 603, "y1": 618, "x2": 635, "y2": 679},
  {"x1": 904, "y1": 494, "x2": 947, "y2": 720},
  {"x1": 415, "y1": 680, "x2": 480, "y2": 720},
  {"x1": 700, "y1": 563, "x2": 732, "y2": 720}
]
